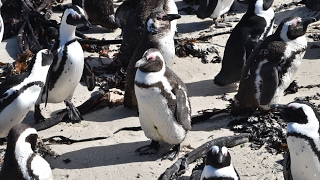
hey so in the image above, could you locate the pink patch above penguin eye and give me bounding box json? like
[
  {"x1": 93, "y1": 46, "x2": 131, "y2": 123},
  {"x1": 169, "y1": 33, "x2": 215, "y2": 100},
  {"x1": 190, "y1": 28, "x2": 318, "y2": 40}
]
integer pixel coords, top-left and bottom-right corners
[
  {"x1": 147, "y1": 55, "x2": 156, "y2": 61},
  {"x1": 288, "y1": 104, "x2": 298, "y2": 110}
]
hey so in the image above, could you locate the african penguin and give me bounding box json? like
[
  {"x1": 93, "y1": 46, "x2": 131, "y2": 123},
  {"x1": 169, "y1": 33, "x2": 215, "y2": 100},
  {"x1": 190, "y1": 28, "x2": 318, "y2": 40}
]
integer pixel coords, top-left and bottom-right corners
[
  {"x1": 214, "y1": 0, "x2": 274, "y2": 86},
  {"x1": 72, "y1": 0, "x2": 118, "y2": 30},
  {"x1": 34, "y1": 5, "x2": 91, "y2": 123},
  {"x1": 0, "y1": 49, "x2": 53, "y2": 138},
  {"x1": 232, "y1": 17, "x2": 316, "y2": 115},
  {"x1": 271, "y1": 102, "x2": 320, "y2": 180},
  {"x1": 0, "y1": 1, "x2": 3, "y2": 42},
  {"x1": 124, "y1": 11, "x2": 181, "y2": 110},
  {"x1": 196, "y1": 0, "x2": 235, "y2": 28},
  {"x1": 0, "y1": 123, "x2": 53, "y2": 180},
  {"x1": 134, "y1": 48, "x2": 191, "y2": 160},
  {"x1": 110, "y1": 0, "x2": 178, "y2": 69},
  {"x1": 200, "y1": 146, "x2": 239, "y2": 180}
]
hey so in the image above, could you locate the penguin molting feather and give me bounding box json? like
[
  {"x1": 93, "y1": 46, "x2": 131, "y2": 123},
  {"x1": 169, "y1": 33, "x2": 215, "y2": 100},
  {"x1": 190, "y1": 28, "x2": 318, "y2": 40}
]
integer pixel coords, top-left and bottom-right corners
[
  {"x1": 134, "y1": 48, "x2": 191, "y2": 160},
  {"x1": 34, "y1": 5, "x2": 91, "y2": 123},
  {"x1": 232, "y1": 16, "x2": 316, "y2": 115},
  {"x1": 271, "y1": 102, "x2": 320, "y2": 180},
  {"x1": 0, "y1": 123, "x2": 53, "y2": 180},
  {"x1": 214, "y1": 0, "x2": 274, "y2": 86}
]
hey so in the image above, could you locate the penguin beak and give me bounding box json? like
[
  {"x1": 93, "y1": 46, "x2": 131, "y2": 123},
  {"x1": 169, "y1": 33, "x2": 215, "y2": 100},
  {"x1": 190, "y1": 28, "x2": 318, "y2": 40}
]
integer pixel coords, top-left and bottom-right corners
[
  {"x1": 135, "y1": 57, "x2": 148, "y2": 68},
  {"x1": 162, "y1": 14, "x2": 181, "y2": 21},
  {"x1": 302, "y1": 17, "x2": 317, "y2": 31},
  {"x1": 80, "y1": 15, "x2": 92, "y2": 28},
  {"x1": 217, "y1": 152, "x2": 223, "y2": 163},
  {"x1": 270, "y1": 104, "x2": 287, "y2": 112}
]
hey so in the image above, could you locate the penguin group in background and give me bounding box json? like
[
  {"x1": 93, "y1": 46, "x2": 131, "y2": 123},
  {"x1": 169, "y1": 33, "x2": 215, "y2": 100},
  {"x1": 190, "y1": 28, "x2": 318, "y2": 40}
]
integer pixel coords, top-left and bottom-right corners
[
  {"x1": 214, "y1": 0, "x2": 274, "y2": 86},
  {"x1": 232, "y1": 16, "x2": 316, "y2": 115},
  {"x1": 271, "y1": 102, "x2": 320, "y2": 180},
  {"x1": 0, "y1": 50, "x2": 53, "y2": 138},
  {"x1": 134, "y1": 48, "x2": 191, "y2": 160},
  {"x1": 72, "y1": 0, "x2": 118, "y2": 30},
  {"x1": 111, "y1": 0, "x2": 178, "y2": 68},
  {"x1": 124, "y1": 11, "x2": 181, "y2": 110},
  {"x1": 34, "y1": 5, "x2": 91, "y2": 123},
  {"x1": 196, "y1": 0, "x2": 235, "y2": 28},
  {"x1": 0, "y1": 123, "x2": 53, "y2": 180},
  {"x1": 200, "y1": 146, "x2": 240, "y2": 180}
]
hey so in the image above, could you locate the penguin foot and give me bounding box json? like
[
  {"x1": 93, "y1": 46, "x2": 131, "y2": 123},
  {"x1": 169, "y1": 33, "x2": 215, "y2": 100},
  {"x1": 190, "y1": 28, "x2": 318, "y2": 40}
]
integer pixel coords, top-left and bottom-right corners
[
  {"x1": 161, "y1": 144, "x2": 180, "y2": 161},
  {"x1": 65, "y1": 101, "x2": 83, "y2": 123},
  {"x1": 214, "y1": 22, "x2": 233, "y2": 29},
  {"x1": 34, "y1": 105, "x2": 46, "y2": 124},
  {"x1": 135, "y1": 140, "x2": 160, "y2": 155}
]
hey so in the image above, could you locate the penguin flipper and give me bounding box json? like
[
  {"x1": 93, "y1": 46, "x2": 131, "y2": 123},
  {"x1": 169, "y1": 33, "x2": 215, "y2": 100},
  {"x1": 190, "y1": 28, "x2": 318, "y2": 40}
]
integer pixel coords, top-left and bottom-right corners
[
  {"x1": 82, "y1": 60, "x2": 96, "y2": 91},
  {"x1": 175, "y1": 88, "x2": 191, "y2": 130},
  {"x1": 259, "y1": 65, "x2": 278, "y2": 105}
]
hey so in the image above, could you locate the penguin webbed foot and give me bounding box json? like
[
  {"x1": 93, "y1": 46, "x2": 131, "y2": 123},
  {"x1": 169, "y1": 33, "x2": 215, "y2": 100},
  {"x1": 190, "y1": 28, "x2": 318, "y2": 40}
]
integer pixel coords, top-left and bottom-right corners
[
  {"x1": 34, "y1": 105, "x2": 46, "y2": 124},
  {"x1": 65, "y1": 100, "x2": 83, "y2": 123},
  {"x1": 161, "y1": 144, "x2": 180, "y2": 161},
  {"x1": 213, "y1": 19, "x2": 232, "y2": 29},
  {"x1": 135, "y1": 140, "x2": 160, "y2": 155}
]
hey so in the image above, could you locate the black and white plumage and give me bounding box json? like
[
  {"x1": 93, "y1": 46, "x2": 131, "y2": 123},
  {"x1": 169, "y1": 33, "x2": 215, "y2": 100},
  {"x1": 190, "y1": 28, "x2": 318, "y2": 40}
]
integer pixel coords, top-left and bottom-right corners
[
  {"x1": 34, "y1": 5, "x2": 91, "y2": 123},
  {"x1": 134, "y1": 48, "x2": 191, "y2": 160},
  {"x1": 271, "y1": 102, "x2": 320, "y2": 180},
  {"x1": 232, "y1": 17, "x2": 316, "y2": 115},
  {"x1": 0, "y1": 123, "x2": 53, "y2": 180},
  {"x1": 0, "y1": 1, "x2": 3, "y2": 42},
  {"x1": 201, "y1": 146, "x2": 239, "y2": 180},
  {"x1": 0, "y1": 49, "x2": 53, "y2": 138},
  {"x1": 196, "y1": 0, "x2": 235, "y2": 28},
  {"x1": 214, "y1": 0, "x2": 274, "y2": 86},
  {"x1": 124, "y1": 11, "x2": 181, "y2": 110}
]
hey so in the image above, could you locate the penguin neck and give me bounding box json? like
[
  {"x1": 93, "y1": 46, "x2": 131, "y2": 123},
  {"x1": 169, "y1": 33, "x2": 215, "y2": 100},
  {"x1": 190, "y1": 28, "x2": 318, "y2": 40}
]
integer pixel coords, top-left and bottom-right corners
[
  {"x1": 254, "y1": 0, "x2": 274, "y2": 22},
  {"x1": 135, "y1": 66, "x2": 166, "y2": 85},
  {"x1": 287, "y1": 121, "x2": 320, "y2": 146},
  {"x1": 59, "y1": 22, "x2": 77, "y2": 46}
]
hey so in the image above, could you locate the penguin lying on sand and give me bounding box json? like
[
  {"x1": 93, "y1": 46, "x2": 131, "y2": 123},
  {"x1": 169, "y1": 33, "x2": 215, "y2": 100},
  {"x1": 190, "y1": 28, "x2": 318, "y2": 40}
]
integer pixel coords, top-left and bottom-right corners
[
  {"x1": 0, "y1": 123, "x2": 53, "y2": 180},
  {"x1": 214, "y1": 0, "x2": 274, "y2": 86},
  {"x1": 124, "y1": 11, "x2": 181, "y2": 110},
  {"x1": 271, "y1": 102, "x2": 320, "y2": 180},
  {"x1": 34, "y1": 5, "x2": 91, "y2": 123},
  {"x1": 196, "y1": 0, "x2": 235, "y2": 28},
  {"x1": 0, "y1": 49, "x2": 53, "y2": 138},
  {"x1": 200, "y1": 146, "x2": 240, "y2": 180},
  {"x1": 134, "y1": 48, "x2": 191, "y2": 160},
  {"x1": 232, "y1": 16, "x2": 316, "y2": 115}
]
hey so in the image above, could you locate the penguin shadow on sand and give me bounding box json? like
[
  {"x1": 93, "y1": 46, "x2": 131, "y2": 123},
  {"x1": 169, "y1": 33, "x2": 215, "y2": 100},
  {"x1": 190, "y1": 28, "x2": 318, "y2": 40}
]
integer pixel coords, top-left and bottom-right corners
[
  {"x1": 274, "y1": 6, "x2": 320, "y2": 25},
  {"x1": 79, "y1": 23, "x2": 118, "y2": 34},
  {"x1": 186, "y1": 80, "x2": 238, "y2": 97},
  {"x1": 191, "y1": 113, "x2": 233, "y2": 132},
  {"x1": 177, "y1": 19, "x2": 214, "y2": 34},
  {"x1": 45, "y1": 140, "x2": 163, "y2": 169},
  {"x1": 3, "y1": 37, "x2": 18, "y2": 60},
  {"x1": 303, "y1": 41, "x2": 320, "y2": 60}
]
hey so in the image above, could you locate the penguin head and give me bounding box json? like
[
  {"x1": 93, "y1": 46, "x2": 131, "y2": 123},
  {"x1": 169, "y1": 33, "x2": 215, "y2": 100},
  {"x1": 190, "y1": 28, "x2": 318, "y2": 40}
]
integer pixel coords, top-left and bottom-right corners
[
  {"x1": 135, "y1": 48, "x2": 165, "y2": 73},
  {"x1": 248, "y1": 0, "x2": 274, "y2": 13},
  {"x1": 277, "y1": 17, "x2": 316, "y2": 41},
  {"x1": 146, "y1": 11, "x2": 181, "y2": 34},
  {"x1": 206, "y1": 146, "x2": 231, "y2": 169},
  {"x1": 62, "y1": 5, "x2": 91, "y2": 27}
]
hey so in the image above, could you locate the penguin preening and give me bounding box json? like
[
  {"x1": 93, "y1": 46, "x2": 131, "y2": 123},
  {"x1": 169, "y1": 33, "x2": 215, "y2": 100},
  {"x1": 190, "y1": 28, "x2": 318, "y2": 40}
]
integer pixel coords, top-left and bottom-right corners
[
  {"x1": 0, "y1": 123, "x2": 53, "y2": 180},
  {"x1": 200, "y1": 146, "x2": 240, "y2": 180},
  {"x1": 214, "y1": 0, "x2": 274, "y2": 86},
  {"x1": 124, "y1": 11, "x2": 181, "y2": 110},
  {"x1": 271, "y1": 102, "x2": 320, "y2": 180},
  {"x1": 232, "y1": 16, "x2": 316, "y2": 115},
  {"x1": 34, "y1": 5, "x2": 91, "y2": 123},
  {"x1": 0, "y1": 49, "x2": 53, "y2": 138},
  {"x1": 196, "y1": 0, "x2": 235, "y2": 28},
  {"x1": 134, "y1": 48, "x2": 191, "y2": 160}
]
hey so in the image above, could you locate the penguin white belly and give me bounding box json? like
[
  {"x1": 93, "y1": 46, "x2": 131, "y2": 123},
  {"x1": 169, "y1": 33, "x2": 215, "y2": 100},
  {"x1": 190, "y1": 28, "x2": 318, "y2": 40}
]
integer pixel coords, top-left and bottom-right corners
[
  {"x1": 158, "y1": 34, "x2": 175, "y2": 68},
  {"x1": 255, "y1": 2, "x2": 274, "y2": 39},
  {"x1": 287, "y1": 136, "x2": 320, "y2": 180},
  {"x1": 200, "y1": 164, "x2": 239, "y2": 180},
  {"x1": 135, "y1": 86, "x2": 186, "y2": 145},
  {"x1": 47, "y1": 42, "x2": 84, "y2": 103},
  {"x1": 0, "y1": 14, "x2": 4, "y2": 42},
  {"x1": 30, "y1": 155, "x2": 53, "y2": 180},
  {"x1": 0, "y1": 86, "x2": 42, "y2": 137},
  {"x1": 166, "y1": 0, "x2": 178, "y2": 34},
  {"x1": 209, "y1": 0, "x2": 234, "y2": 19}
]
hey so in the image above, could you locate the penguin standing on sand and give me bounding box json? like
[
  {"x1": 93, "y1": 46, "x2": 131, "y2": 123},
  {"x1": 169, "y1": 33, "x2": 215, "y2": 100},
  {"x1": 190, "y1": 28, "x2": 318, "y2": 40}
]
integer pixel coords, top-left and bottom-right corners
[
  {"x1": 200, "y1": 146, "x2": 239, "y2": 180},
  {"x1": 0, "y1": 50, "x2": 53, "y2": 138},
  {"x1": 271, "y1": 102, "x2": 320, "y2": 180},
  {"x1": 214, "y1": 0, "x2": 274, "y2": 86},
  {"x1": 124, "y1": 11, "x2": 181, "y2": 110},
  {"x1": 232, "y1": 17, "x2": 316, "y2": 115},
  {"x1": 0, "y1": 123, "x2": 53, "y2": 180},
  {"x1": 34, "y1": 5, "x2": 91, "y2": 123},
  {"x1": 0, "y1": 1, "x2": 4, "y2": 42},
  {"x1": 196, "y1": 0, "x2": 235, "y2": 28},
  {"x1": 134, "y1": 48, "x2": 191, "y2": 160}
]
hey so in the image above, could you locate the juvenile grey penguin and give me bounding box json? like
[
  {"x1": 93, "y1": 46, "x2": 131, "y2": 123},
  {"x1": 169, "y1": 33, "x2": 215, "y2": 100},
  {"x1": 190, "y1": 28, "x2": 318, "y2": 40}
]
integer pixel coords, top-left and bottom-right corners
[
  {"x1": 271, "y1": 102, "x2": 320, "y2": 180},
  {"x1": 196, "y1": 0, "x2": 235, "y2": 28},
  {"x1": 0, "y1": 123, "x2": 53, "y2": 180},
  {"x1": 124, "y1": 11, "x2": 181, "y2": 110},
  {"x1": 232, "y1": 17, "x2": 316, "y2": 115},
  {"x1": 34, "y1": 5, "x2": 91, "y2": 123},
  {"x1": 214, "y1": 0, "x2": 274, "y2": 86},
  {"x1": 134, "y1": 48, "x2": 191, "y2": 160},
  {"x1": 0, "y1": 49, "x2": 53, "y2": 138},
  {"x1": 200, "y1": 146, "x2": 239, "y2": 180}
]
